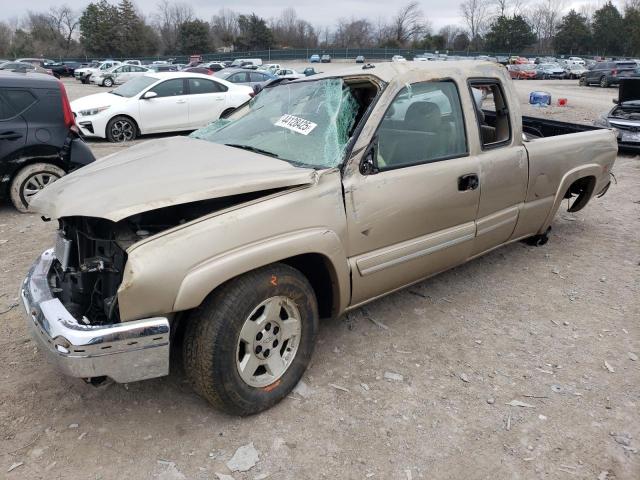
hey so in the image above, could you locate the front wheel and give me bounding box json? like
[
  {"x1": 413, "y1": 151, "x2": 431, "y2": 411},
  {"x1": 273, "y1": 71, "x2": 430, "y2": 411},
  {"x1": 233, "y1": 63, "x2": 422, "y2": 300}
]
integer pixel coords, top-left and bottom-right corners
[
  {"x1": 9, "y1": 163, "x2": 65, "y2": 212},
  {"x1": 600, "y1": 76, "x2": 609, "y2": 88},
  {"x1": 103, "y1": 77, "x2": 114, "y2": 87},
  {"x1": 106, "y1": 116, "x2": 137, "y2": 143},
  {"x1": 578, "y1": 76, "x2": 587, "y2": 86},
  {"x1": 183, "y1": 264, "x2": 319, "y2": 415}
]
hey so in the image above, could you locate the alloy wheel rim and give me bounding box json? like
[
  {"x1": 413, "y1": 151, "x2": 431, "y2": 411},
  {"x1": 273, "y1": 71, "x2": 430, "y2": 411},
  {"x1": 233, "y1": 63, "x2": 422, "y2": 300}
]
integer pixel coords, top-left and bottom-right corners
[
  {"x1": 111, "y1": 120, "x2": 134, "y2": 142},
  {"x1": 235, "y1": 296, "x2": 302, "y2": 388},
  {"x1": 22, "y1": 172, "x2": 59, "y2": 201}
]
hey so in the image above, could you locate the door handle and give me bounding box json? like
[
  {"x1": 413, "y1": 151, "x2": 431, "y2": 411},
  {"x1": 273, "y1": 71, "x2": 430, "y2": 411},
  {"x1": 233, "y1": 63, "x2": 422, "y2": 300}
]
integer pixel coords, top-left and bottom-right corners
[
  {"x1": 215, "y1": 97, "x2": 224, "y2": 101},
  {"x1": 0, "y1": 131, "x2": 22, "y2": 140},
  {"x1": 458, "y1": 173, "x2": 479, "y2": 191},
  {"x1": 176, "y1": 99, "x2": 187, "y2": 104}
]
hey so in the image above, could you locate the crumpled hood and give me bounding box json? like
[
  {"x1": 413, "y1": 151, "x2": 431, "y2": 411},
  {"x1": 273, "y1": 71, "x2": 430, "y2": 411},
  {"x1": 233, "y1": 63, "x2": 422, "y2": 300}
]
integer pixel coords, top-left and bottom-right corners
[{"x1": 30, "y1": 136, "x2": 318, "y2": 221}]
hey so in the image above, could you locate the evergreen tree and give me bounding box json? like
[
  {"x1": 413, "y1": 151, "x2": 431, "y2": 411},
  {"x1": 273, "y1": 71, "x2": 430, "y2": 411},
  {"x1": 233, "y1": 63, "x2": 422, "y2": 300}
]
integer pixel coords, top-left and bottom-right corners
[
  {"x1": 236, "y1": 14, "x2": 273, "y2": 51},
  {"x1": 592, "y1": 1, "x2": 624, "y2": 56},
  {"x1": 177, "y1": 19, "x2": 210, "y2": 54},
  {"x1": 624, "y1": 6, "x2": 640, "y2": 57},
  {"x1": 554, "y1": 10, "x2": 592, "y2": 55},
  {"x1": 484, "y1": 15, "x2": 535, "y2": 53}
]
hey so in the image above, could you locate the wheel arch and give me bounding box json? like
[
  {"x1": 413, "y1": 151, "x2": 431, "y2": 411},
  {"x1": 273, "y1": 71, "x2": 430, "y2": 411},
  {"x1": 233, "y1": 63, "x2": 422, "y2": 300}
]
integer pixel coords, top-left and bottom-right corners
[
  {"x1": 540, "y1": 166, "x2": 601, "y2": 232},
  {"x1": 167, "y1": 229, "x2": 351, "y2": 321}
]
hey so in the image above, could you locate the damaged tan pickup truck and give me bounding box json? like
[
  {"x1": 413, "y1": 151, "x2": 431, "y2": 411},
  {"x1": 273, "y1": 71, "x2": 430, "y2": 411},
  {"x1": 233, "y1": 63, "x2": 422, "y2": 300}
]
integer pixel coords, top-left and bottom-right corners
[{"x1": 22, "y1": 62, "x2": 616, "y2": 415}]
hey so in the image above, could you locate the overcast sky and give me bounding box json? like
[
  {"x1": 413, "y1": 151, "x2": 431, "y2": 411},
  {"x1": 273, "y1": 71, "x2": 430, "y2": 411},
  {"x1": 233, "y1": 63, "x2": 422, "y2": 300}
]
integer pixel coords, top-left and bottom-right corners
[{"x1": 0, "y1": 0, "x2": 627, "y2": 30}]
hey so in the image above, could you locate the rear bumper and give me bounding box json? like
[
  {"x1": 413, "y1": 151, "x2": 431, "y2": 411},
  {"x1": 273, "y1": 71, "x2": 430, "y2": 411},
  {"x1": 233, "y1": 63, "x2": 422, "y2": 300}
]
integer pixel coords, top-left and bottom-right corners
[{"x1": 21, "y1": 249, "x2": 170, "y2": 383}]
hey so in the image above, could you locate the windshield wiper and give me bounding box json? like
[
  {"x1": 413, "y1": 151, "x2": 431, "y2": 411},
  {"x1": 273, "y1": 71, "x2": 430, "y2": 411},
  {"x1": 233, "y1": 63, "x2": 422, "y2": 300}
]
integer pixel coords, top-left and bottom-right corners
[{"x1": 224, "y1": 143, "x2": 280, "y2": 159}]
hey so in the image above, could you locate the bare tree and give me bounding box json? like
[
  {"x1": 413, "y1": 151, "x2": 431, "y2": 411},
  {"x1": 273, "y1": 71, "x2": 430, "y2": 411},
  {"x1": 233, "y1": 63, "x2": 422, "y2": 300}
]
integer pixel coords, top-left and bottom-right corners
[
  {"x1": 460, "y1": 0, "x2": 489, "y2": 49},
  {"x1": 439, "y1": 25, "x2": 462, "y2": 49},
  {"x1": 48, "y1": 6, "x2": 79, "y2": 54},
  {"x1": 210, "y1": 8, "x2": 238, "y2": 47},
  {"x1": 270, "y1": 8, "x2": 317, "y2": 48},
  {"x1": 389, "y1": 2, "x2": 428, "y2": 45},
  {"x1": 334, "y1": 18, "x2": 373, "y2": 48},
  {"x1": 153, "y1": 0, "x2": 194, "y2": 54}
]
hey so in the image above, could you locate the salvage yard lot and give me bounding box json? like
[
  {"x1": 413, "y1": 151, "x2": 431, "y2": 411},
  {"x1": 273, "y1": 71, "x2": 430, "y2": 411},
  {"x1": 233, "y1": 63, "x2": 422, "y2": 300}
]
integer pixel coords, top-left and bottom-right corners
[{"x1": 1, "y1": 65, "x2": 639, "y2": 479}]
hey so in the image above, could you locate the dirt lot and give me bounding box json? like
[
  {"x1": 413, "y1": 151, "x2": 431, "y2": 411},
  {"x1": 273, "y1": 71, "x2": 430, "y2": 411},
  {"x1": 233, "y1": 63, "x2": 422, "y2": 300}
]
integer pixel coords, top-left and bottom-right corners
[{"x1": 0, "y1": 67, "x2": 639, "y2": 480}]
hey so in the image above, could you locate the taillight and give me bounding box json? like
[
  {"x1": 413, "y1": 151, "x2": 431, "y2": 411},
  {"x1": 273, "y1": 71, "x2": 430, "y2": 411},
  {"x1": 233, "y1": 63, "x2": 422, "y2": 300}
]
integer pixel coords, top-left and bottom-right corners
[
  {"x1": 58, "y1": 81, "x2": 78, "y2": 133},
  {"x1": 611, "y1": 69, "x2": 618, "y2": 76}
]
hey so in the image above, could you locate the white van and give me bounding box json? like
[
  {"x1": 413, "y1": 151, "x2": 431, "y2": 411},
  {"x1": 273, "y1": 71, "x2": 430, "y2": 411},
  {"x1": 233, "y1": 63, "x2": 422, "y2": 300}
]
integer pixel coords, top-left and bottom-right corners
[{"x1": 231, "y1": 58, "x2": 263, "y2": 67}]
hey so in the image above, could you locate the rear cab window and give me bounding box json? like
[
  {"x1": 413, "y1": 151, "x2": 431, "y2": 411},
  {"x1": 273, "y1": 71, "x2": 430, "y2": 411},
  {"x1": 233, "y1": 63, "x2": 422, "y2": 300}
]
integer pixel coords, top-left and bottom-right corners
[
  {"x1": 188, "y1": 78, "x2": 228, "y2": 94},
  {"x1": 468, "y1": 79, "x2": 512, "y2": 149}
]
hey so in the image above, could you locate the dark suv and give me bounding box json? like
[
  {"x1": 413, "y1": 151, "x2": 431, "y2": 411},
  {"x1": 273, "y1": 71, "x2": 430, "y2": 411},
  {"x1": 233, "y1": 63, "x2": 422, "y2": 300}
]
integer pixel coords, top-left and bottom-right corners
[
  {"x1": 580, "y1": 61, "x2": 637, "y2": 87},
  {"x1": 0, "y1": 71, "x2": 95, "y2": 212}
]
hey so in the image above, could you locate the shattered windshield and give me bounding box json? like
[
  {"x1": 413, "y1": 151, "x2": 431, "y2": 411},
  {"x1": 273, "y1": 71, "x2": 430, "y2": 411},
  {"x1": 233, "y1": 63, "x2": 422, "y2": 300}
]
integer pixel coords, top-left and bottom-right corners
[{"x1": 191, "y1": 78, "x2": 359, "y2": 168}]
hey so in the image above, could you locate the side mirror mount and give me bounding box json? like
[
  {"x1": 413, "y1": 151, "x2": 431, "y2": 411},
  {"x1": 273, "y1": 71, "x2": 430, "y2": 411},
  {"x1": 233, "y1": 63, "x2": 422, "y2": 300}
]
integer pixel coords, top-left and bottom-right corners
[
  {"x1": 360, "y1": 138, "x2": 379, "y2": 176},
  {"x1": 142, "y1": 91, "x2": 158, "y2": 100},
  {"x1": 613, "y1": 98, "x2": 619, "y2": 104}
]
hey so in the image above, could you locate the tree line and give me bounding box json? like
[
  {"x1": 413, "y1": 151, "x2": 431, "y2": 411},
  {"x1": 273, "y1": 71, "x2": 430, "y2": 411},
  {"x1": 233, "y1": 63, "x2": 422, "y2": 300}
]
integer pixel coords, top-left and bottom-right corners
[{"x1": 0, "y1": 0, "x2": 639, "y2": 59}]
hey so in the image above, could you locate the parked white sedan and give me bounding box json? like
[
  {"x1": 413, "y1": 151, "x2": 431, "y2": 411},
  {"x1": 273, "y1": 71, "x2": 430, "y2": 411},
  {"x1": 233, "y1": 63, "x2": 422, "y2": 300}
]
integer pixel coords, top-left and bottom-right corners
[
  {"x1": 91, "y1": 64, "x2": 151, "y2": 87},
  {"x1": 71, "y1": 72, "x2": 253, "y2": 142}
]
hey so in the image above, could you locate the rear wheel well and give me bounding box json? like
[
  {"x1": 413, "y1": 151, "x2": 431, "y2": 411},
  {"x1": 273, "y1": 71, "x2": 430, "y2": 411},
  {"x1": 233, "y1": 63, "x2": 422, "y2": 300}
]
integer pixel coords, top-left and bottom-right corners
[{"x1": 564, "y1": 175, "x2": 596, "y2": 212}]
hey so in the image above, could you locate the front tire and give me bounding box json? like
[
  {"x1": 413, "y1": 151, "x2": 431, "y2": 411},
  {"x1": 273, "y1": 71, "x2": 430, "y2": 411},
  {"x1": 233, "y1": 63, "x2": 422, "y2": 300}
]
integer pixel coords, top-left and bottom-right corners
[
  {"x1": 103, "y1": 77, "x2": 114, "y2": 87},
  {"x1": 183, "y1": 264, "x2": 319, "y2": 415},
  {"x1": 600, "y1": 76, "x2": 609, "y2": 88},
  {"x1": 9, "y1": 163, "x2": 65, "y2": 212},
  {"x1": 106, "y1": 116, "x2": 137, "y2": 143},
  {"x1": 579, "y1": 76, "x2": 587, "y2": 86}
]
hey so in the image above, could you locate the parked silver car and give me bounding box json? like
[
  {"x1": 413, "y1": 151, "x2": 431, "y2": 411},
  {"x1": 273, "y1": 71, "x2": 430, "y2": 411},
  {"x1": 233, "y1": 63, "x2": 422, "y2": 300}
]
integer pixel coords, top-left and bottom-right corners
[
  {"x1": 91, "y1": 64, "x2": 151, "y2": 87},
  {"x1": 214, "y1": 68, "x2": 276, "y2": 92}
]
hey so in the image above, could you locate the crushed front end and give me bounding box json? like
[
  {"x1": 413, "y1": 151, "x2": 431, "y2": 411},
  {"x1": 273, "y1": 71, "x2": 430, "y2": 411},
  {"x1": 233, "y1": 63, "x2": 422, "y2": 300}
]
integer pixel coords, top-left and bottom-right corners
[{"x1": 20, "y1": 217, "x2": 170, "y2": 383}]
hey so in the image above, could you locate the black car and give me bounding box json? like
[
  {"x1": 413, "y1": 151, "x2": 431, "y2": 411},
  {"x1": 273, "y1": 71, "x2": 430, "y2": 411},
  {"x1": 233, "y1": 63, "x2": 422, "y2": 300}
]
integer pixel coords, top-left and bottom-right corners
[
  {"x1": 595, "y1": 78, "x2": 640, "y2": 151},
  {"x1": 0, "y1": 71, "x2": 95, "y2": 211},
  {"x1": 580, "y1": 60, "x2": 637, "y2": 87}
]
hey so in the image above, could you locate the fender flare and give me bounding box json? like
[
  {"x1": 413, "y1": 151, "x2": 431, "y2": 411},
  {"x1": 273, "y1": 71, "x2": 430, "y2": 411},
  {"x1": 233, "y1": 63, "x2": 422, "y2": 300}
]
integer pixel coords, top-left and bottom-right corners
[
  {"x1": 172, "y1": 228, "x2": 351, "y2": 314},
  {"x1": 539, "y1": 164, "x2": 601, "y2": 232}
]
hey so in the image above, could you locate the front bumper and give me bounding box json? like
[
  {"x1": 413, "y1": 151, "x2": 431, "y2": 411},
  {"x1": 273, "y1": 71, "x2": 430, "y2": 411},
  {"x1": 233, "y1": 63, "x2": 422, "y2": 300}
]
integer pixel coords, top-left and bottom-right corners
[{"x1": 21, "y1": 249, "x2": 170, "y2": 383}]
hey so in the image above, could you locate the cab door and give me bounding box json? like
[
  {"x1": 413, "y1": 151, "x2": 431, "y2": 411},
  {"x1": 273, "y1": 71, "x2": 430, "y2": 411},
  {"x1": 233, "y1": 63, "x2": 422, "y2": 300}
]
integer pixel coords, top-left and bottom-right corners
[
  {"x1": 343, "y1": 80, "x2": 481, "y2": 305},
  {"x1": 467, "y1": 80, "x2": 528, "y2": 256}
]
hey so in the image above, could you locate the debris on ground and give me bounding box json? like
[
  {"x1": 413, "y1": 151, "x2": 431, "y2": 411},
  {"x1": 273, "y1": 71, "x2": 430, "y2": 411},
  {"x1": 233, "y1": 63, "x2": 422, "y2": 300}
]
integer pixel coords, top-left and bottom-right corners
[
  {"x1": 328, "y1": 383, "x2": 350, "y2": 393},
  {"x1": 226, "y1": 443, "x2": 260, "y2": 472},
  {"x1": 487, "y1": 397, "x2": 495, "y2": 405},
  {"x1": 628, "y1": 352, "x2": 638, "y2": 361},
  {"x1": 215, "y1": 474, "x2": 235, "y2": 480},
  {"x1": 604, "y1": 361, "x2": 615, "y2": 373},
  {"x1": 384, "y1": 372, "x2": 404, "y2": 382},
  {"x1": 611, "y1": 433, "x2": 631, "y2": 447},
  {"x1": 293, "y1": 380, "x2": 313, "y2": 399},
  {"x1": 459, "y1": 373, "x2": 470, "y2": 383},
  {"x1": 505, "y1": 400, "x2": 535, "y2": 408},
  {"x1": 7, "y1": 462, "x2": 24, "y2": 473}
]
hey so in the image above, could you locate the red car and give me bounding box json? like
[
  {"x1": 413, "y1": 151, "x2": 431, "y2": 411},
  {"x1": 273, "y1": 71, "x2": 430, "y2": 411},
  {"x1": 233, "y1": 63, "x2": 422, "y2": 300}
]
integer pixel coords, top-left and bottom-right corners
[{"x1": 508, "y1": 64, "x2": 536, "y2": 80}]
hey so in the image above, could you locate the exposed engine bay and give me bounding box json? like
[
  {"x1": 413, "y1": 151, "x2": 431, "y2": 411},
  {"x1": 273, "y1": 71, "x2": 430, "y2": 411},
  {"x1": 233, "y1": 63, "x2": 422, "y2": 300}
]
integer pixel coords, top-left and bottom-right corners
[
  {"x1": 610, "y1": 105, "x2": 640, "y2": 121},
  {"x1": 49, "y1": 191, "x2": 282, "y2": 325}
]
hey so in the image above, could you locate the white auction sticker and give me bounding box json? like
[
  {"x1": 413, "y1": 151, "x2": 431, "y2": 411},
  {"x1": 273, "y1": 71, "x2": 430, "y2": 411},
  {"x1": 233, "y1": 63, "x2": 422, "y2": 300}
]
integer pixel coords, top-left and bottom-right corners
[{"x1": 275, "y1": 114, "x2": 317, "y2": 135}]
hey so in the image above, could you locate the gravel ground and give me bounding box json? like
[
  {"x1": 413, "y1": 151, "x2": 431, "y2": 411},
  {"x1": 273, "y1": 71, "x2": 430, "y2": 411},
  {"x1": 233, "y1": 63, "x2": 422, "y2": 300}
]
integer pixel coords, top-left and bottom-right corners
[{"x1": 0, "y1": 66, "x2": 638, "y2": 480}]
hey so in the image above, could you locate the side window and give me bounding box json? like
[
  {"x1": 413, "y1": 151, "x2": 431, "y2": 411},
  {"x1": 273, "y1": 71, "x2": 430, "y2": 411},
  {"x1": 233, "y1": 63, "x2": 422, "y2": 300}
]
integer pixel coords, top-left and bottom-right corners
[
  {"x1": 469, "y1": 80, "x2": 512, "y2": 149},
  {"x1": 133, "y1": 66, "x2": 146, "y2": 72},
  {"x1": 250, "y1": 72, "x2": 267, "y2": 82},
  {"x1": 120, "y1": 65, "x2": 131, "y2": 73},
  {"x1": 149, "y1": 79, "x2": 185, "y2": 97},
  {"x1": 1, "y1": 89, "x2": 37, "y2": 119},
  {"x1": 374, "y1": 81, "x2": 468, "y2": 170},
  {"x1": 229, "y1": 72, "x2": 248, "y2": 83},
  {"x1": 188, "y1": 78, "x2": 227, "y2": 94}
]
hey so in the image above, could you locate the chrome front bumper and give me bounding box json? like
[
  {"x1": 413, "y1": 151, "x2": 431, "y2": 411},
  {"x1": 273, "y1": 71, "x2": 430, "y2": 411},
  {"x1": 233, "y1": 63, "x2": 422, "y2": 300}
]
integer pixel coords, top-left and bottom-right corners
[{"x1": 21, "y1": 249, "x2": 170, "y2": 383}]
